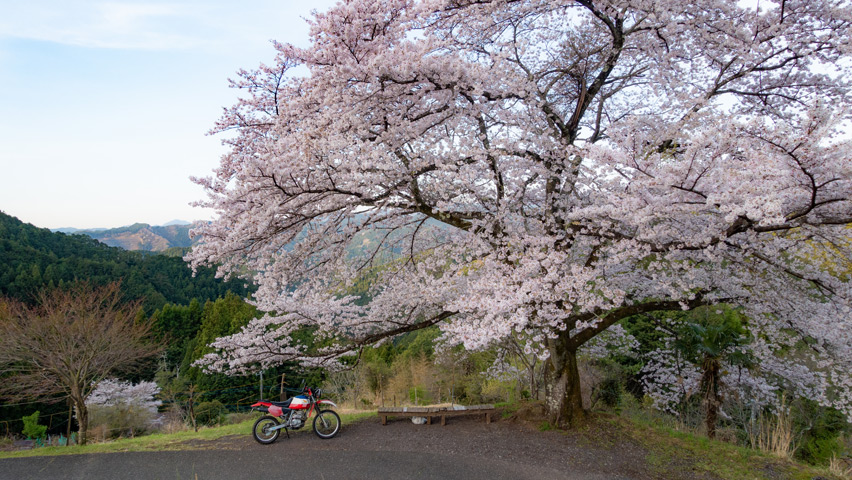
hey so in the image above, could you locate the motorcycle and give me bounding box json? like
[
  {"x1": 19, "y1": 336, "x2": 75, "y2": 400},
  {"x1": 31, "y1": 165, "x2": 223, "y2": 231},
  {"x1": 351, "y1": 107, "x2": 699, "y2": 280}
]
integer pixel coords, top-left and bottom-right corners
[{"x1": 250, "y1": 385, "x2": 341, "y2": 443}]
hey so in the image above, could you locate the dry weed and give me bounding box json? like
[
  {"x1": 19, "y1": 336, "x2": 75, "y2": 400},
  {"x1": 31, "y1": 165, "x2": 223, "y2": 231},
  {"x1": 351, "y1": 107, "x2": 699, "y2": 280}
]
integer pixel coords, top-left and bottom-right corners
[
  {"x1": 829, "y1": 453, "x2": 852, "y2": 479},
  {"x1": 748, "y1": 398, "x2": 796, "y2": 460}
]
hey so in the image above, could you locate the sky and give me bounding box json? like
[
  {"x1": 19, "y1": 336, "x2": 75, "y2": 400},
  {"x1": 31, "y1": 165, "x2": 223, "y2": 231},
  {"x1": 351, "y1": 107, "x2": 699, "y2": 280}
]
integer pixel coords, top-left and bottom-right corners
[{"x1": 0, "y1": 0, "x2": 337, "y2": 230}]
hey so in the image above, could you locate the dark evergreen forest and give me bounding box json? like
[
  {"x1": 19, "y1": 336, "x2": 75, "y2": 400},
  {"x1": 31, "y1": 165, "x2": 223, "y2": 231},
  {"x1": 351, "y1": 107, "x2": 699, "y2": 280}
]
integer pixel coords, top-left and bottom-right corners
[{"x1": 0, "y1": 212, "x2": 251, "y2": 312}]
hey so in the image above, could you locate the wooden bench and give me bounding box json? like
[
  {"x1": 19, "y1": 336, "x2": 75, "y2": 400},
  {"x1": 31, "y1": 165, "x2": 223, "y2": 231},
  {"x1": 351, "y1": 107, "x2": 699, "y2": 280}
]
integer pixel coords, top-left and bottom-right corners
[{"x1": 377, "y1": 404, "x2": 496, "y2": 426}]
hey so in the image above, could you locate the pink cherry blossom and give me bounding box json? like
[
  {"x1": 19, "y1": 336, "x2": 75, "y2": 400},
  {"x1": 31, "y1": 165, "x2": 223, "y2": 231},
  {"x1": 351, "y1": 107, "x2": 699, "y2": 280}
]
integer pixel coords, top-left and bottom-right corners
[{"x1": 189, "y1": 0, "x2": 852, "y2": 425}]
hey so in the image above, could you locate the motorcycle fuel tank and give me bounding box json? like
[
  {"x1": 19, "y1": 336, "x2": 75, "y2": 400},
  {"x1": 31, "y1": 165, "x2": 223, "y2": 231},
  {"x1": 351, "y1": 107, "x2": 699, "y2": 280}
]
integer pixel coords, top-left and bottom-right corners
[{"x1": 289, "y1": 395, "x2": 310, "y2": 410}]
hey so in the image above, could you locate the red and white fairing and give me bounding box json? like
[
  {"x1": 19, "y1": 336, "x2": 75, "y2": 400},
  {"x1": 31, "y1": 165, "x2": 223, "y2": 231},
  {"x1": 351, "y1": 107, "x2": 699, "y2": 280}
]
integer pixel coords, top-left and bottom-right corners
[{"x1": 289, "y1": 396, "x2": 310, "y2": 410}]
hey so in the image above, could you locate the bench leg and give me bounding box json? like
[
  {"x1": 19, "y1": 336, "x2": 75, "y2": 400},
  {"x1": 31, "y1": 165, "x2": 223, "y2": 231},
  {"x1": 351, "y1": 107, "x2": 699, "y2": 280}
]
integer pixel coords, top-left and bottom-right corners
[
  {"x1": 381, "y1": 415, "x2": 387, "y2": 425},
  {"x1": 441, "y1": 415, "x2": 446, "y2": 426},
  {"x1": 427, "y1": 416, "x2": 432, "y2": 425},
  {"x1": 486, "y1": 413, "x2": 491, "y2": 424}
]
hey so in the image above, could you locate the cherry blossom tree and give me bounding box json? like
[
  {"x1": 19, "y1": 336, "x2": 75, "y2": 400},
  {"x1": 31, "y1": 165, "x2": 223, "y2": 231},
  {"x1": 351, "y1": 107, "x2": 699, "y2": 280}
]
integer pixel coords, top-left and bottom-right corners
[{"x1": 189, "y1": 0, "x2": 852, "y2": 426}]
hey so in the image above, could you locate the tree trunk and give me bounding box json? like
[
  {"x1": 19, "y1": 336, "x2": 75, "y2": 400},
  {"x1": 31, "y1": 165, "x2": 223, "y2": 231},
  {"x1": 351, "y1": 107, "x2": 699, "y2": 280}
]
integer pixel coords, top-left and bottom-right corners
[
  {"x1": 702, "y1": 356, "x2": 721, "y2": 440},
  {"x1": 66, "y1": 399, "x2": 73, "y2": 445},
  {"x1": 528, "y1": 364, "x2": 538, "y2": 400},
  {"x1": 705, "y1": 397, "x2": 718, "y2": 440},
  {"x1": 545, "y1": 333, "x2": 585, "y2": 428},
  {"x1": 74, "y1": 399, "x2": 88, "y2": 446}
]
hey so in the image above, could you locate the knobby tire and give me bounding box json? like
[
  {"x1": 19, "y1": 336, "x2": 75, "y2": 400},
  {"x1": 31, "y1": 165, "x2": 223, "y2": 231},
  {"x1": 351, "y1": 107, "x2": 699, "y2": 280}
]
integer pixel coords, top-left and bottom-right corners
[
  {"x1": 252, "y1": 415, "x2": 281, "y2": 444},
  {"x1": 313, "y1": 410, "x2": 341, "y2": 439}
]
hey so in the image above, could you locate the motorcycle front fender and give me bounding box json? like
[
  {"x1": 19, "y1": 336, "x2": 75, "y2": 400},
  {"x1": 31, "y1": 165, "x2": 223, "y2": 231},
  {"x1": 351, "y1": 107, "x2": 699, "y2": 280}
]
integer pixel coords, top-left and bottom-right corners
[{"x1": 316, "y1": 399, "x2": 338, "y2": 408}]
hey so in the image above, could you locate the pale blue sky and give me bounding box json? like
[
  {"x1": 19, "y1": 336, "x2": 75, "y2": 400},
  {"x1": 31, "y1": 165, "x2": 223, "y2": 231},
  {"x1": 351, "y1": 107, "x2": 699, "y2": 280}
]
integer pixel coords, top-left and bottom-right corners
[{"x1": 0, "y1": 0, "x2": 337, "y2": 229}]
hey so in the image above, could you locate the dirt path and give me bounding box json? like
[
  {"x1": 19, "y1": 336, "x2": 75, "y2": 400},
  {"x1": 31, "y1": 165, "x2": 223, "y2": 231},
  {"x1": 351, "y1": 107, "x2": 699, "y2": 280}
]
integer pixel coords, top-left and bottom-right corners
[{"x1": 0, "y1": 414, "x2": 718, "y2": 480}]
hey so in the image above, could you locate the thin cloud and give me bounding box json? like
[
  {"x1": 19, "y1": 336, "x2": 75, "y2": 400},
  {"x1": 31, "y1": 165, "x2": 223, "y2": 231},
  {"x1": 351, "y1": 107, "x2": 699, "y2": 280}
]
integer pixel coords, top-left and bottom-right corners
[
  {"x1": 0, "y1": 0, "x2": 335, "y2": 51},
  {"x1": 0, "y1": 1, "x2": 206, "y2": 50}
]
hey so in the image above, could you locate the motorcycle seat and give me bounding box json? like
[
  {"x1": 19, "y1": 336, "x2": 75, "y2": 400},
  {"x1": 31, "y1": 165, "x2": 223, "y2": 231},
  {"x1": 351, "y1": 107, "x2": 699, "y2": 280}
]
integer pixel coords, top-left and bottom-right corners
[{"x1": 267, "y1": 399, "x2": 292, "y2": 408}]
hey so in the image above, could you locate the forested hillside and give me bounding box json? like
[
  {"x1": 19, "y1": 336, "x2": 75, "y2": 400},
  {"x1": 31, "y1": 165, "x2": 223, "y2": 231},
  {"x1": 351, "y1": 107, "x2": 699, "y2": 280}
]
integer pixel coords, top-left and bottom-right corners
[{"x1": 0, "y1": 212, "x2": 251, "y2": 312}]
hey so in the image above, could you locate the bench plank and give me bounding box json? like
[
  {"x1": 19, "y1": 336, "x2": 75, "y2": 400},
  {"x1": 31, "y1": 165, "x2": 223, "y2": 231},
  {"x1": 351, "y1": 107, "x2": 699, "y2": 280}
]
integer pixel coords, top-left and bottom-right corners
[{"x1": 378, "y1": 405, "x2": 496, "y2": 426}]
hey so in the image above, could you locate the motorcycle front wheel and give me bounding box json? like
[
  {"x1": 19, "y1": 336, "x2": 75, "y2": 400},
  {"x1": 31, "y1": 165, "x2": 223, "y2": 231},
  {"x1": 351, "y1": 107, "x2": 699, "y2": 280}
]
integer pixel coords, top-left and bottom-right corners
[
  {"x1": 252, "y1": 415, "x2": 281, "y2": 444},
  {"x1": 313, "y1": 410, "x2": 341, "y2": 439}
]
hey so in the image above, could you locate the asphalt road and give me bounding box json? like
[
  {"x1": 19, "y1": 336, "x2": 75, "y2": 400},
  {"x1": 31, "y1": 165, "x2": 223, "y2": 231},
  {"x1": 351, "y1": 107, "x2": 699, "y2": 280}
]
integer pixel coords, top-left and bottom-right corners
[
  {"x1": 0, "y1": 416, "x2": 645, "y2": 480},
  {"x1": 0, "y1": 448, "x2": 584, "y2": 480}
]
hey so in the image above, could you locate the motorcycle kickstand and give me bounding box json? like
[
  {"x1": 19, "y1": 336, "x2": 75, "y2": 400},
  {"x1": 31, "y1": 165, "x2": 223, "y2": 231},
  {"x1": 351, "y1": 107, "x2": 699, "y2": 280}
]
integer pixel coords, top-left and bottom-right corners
[{"x1": 284, "y1": 427, "x2": 290, "y2": 439}]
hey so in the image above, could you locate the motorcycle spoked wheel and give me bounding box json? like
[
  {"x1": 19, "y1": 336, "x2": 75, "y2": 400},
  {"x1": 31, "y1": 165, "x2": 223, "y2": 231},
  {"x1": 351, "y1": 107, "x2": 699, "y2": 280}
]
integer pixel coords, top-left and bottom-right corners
[
  {"x1": 252, "y1": 415, "x2": 281, "y2": 444},
  {"x1": 313, "y1": 409, "x2": 341, "y2": 439}
]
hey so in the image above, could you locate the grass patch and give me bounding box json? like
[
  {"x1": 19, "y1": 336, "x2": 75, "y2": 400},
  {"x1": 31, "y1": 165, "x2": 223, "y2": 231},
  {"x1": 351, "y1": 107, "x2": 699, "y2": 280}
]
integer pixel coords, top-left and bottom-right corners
[
  {"x1": 497, "y1": 397, "x2": 843, "y2": 480},
  {"x1": 538, "y1": 421, "x2": 554, "y2": 432},
  {"x1": 0, "y1": 410, "x2": 376, "y2": 459},
  {"x1": 611, "y1": 412, "x2": 842, "y2": 480},
  {"x1": 496, "y1": 401, "x2": 520, "y2": 419}
]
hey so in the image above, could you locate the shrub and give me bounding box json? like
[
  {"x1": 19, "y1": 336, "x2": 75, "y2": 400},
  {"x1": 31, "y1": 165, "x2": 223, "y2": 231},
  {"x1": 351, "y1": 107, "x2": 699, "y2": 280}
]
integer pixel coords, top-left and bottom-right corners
[
  {"x1": 158, "y1": 409, "x2": 188, "y2": 434},
  {"x1": 88, "y1": 404, "x2": 158, "y2": 439},
  {"x1": 87, "y1": 423, "x2": 109, "y2": 443},
  {"x1": 793, "y1": 399, "x2": 848, "y2": 465},
  {"x1": 194, "y1": 400, "x2": 226, "y2": 426},
  {"x1": 224, "y1": 411, "x2": 255, "y2": 425},
  {"x1": 408, "y1": 386, "x2": 432, "y2": 405},
  {"x1": 21, "y1": 411, "x2": 47, "y2": 440},
  {"x1": 801, "y1": 436, "x2": 844, "y2": 466},
  {"x1": 595, "y1": 377, "x2": 623, "y2": 409},
  {"x1": 479, "y1": 377, "x2": 513, "y2": 404}
]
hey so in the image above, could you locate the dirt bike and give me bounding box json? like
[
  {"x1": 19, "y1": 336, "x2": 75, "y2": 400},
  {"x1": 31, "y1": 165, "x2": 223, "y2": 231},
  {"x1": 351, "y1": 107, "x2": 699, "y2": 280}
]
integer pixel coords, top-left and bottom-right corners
[{"x1": 250, "y1": 385, "x2": 340, "y2": 443}]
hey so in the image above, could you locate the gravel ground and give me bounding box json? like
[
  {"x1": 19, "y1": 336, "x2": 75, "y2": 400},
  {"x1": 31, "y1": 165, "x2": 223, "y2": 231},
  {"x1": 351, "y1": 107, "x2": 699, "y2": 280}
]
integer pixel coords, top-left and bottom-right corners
[
  {"x1": 323, "y1": 413, "x2": 651, "y2": 479},
  {"x1": 199, "y1": 411, "x2": 716, "y2": 480}
]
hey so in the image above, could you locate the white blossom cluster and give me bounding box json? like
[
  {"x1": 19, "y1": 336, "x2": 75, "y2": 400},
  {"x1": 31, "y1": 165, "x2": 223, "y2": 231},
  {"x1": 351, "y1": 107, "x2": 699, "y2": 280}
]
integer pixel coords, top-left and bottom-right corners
[
  {"x1": 86, "y1": 379, "x2": 162, "y2": 413},
  {"x1": 579, "y1": 324, "x2": 640, "y2": 360},
  {"x1": 640, "y1": 326, "x2": 850, "y2": 418},
  {"x1": 640, "y1": 342, "x2": 778, "y2": 415}
]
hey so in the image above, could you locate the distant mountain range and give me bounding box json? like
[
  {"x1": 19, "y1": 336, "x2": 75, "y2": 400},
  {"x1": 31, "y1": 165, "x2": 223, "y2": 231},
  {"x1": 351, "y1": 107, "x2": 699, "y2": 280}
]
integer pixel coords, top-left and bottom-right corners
[
  {"x1": 51, "y1": 216, "x2": 450, "y2": 256},
  {"x1": 52, "y1": 221, "x2": 197, "y2": 252}
]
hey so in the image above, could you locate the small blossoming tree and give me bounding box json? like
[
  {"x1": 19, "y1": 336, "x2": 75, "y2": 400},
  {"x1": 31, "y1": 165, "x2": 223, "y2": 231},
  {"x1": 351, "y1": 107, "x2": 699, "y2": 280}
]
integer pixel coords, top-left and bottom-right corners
[{"x1": 86, "y1": 379, "x2": 162, "y2": 438}]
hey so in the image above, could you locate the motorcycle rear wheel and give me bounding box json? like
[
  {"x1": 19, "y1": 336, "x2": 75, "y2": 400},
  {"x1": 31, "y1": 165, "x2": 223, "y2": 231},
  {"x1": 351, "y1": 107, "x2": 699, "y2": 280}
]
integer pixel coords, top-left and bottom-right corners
[
  {"x1": 313, "y1": 409, "x2": 341, "y2": 439},
  {"x1": 252, "y1": 415, "x2": 281, "y2": 444}
]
